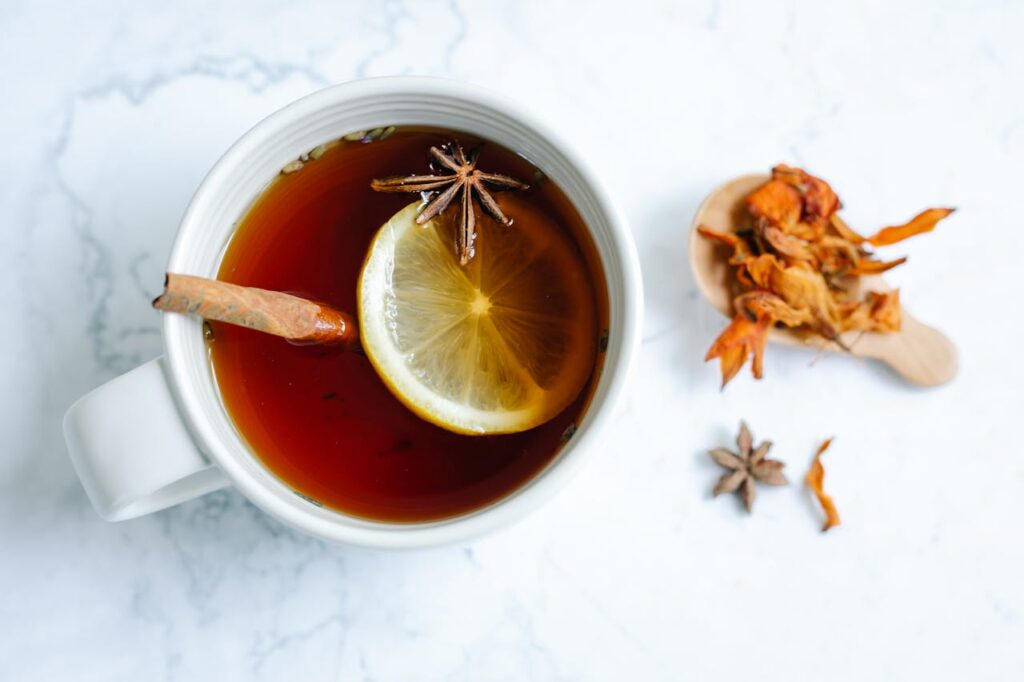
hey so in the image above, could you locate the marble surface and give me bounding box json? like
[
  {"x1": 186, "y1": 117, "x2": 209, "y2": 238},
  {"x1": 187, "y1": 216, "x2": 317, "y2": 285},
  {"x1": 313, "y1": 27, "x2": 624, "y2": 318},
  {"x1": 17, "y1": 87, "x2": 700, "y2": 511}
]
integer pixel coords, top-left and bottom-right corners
[{"x1": 2, "y1": 0, "x2": 1022, "y2": 679}]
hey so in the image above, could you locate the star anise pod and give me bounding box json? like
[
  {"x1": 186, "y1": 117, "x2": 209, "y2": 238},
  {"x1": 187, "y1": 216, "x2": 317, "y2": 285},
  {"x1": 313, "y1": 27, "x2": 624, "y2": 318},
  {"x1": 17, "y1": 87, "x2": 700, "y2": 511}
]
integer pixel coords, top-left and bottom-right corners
[
  {"x1": 370, "y1": 141, "x2": 529, "y2": 265},
  {"x1": 708, "y1": 421, "x2": 788, "y2": 512}
]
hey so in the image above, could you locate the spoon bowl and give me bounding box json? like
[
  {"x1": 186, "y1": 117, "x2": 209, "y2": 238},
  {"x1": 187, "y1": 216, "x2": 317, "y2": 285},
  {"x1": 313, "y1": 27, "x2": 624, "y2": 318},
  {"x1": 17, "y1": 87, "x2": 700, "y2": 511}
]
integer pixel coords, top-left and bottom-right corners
[{"x1": 689, "y1": 174, "x2": 957, "y2": 387}]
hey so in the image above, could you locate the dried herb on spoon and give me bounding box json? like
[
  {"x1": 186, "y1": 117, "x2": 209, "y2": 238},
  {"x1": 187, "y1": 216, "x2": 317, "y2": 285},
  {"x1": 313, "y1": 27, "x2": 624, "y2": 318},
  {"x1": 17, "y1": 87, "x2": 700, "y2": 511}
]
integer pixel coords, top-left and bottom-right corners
[
  {"x1": 698, "y1": 164, "x2": 955, "y2": 387},
  {"x1": 371, "y1": 141, "x2": 529, "y2": 265}
]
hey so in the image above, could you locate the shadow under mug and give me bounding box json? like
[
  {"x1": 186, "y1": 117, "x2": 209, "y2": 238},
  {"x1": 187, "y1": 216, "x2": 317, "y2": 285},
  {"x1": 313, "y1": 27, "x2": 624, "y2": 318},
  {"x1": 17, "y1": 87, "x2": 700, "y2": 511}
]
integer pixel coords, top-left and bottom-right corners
[{"x1": 63, "y1": 77, "x2": 643, "y2": 548}]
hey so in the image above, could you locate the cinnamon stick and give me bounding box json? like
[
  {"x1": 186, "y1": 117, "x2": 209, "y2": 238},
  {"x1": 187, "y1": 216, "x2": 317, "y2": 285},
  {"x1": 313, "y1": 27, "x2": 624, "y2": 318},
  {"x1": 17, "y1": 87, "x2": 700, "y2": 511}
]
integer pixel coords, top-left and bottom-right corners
[{"x1": 153, "y1": 273, "x2": 358, "y2": 349}]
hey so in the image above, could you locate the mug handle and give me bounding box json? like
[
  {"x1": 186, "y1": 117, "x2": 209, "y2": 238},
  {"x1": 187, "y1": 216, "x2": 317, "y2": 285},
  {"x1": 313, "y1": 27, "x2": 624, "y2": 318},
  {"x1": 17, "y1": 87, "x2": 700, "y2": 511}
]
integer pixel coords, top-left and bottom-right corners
[{"x1": 63, "y1": 356, "x2": 231, "y2": 521}]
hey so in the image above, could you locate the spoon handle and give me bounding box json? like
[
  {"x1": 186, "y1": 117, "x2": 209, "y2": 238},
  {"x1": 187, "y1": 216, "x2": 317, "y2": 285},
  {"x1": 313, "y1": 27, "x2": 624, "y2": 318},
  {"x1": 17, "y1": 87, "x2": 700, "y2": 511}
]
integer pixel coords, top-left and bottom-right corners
[{"x1": 851, "y1": 312, "x2": 958, "y2": 387}]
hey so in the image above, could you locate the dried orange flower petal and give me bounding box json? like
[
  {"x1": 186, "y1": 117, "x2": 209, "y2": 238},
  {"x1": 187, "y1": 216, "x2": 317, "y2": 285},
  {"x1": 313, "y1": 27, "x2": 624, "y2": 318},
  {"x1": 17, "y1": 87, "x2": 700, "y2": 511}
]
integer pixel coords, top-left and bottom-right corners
[
  {"x1": 760, "y1": 223, "x2": 814, "y2": 261},
  {"x1": 866, "y1": 208, "x2": 955, "y2": 246},
  {"x1": 746, "y1": 180, "x2": 802, "y2": 229},
  {"x1": 735, "y1": 291, "x2": 813, "y2": 328},
  {"x1": 841, "y1": 290, "x2": 901, "y2": 333},
  {"x1": 805, "y1": 437, "x2": 840, "y2": 532},
  {"x1": 772, "y1": 164, "x2": 840, "y2": 232},
  {"x1": 829, "y1": 214, "x2": 866, "y2": 244},
  {"x1": 767, "y1": 262, "x2": 841, "y2": 336},
  {"x1": 705, "y1": 313, "x2": 770, "y2": 388},
  {"x1": 848, "y1": 256, "x2": 908, "y2": 276}
]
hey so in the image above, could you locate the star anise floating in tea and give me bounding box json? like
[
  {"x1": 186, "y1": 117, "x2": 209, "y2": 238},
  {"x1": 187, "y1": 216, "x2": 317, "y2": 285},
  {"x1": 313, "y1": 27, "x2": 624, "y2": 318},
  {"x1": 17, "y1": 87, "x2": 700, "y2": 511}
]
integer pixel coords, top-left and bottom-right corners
[
  {"x1": 371, "y1": 141, "x2": 529, "y2": 265},
  {"x1": 708, "y1": 421, "x2": 788, "y2": 512},
  {"x1": 699, "y1": 164, "x2": 955, "y2": 387}
]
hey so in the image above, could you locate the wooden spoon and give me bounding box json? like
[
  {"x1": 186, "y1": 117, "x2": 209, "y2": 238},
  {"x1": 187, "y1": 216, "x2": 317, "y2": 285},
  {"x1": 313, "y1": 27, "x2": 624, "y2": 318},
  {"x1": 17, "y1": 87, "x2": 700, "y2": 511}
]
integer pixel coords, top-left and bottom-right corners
[{"x1": 688, "y1": 174, "x2": 957, "y2": 387}]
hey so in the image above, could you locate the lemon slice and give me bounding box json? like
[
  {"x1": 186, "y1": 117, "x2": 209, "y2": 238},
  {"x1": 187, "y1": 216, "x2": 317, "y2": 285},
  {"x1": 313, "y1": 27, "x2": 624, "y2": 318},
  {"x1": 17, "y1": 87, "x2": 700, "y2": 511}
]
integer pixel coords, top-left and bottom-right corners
[{"x1": 358, "y1": 197, "x2": 598, "y2": 435}]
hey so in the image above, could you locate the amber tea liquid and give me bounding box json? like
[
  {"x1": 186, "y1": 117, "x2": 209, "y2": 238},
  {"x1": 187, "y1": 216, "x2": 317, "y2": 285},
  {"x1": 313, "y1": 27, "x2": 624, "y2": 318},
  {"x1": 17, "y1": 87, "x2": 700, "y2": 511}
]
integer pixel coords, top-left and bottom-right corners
[{"x1": 209, "y1": 128, "x2": 608, "y2": 522}]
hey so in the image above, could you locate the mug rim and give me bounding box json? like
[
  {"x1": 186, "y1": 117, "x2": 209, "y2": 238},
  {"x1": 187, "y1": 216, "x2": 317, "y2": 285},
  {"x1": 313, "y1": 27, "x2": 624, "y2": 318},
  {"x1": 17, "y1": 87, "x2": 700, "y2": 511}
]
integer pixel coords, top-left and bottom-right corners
[{"x1": 162, "y1": 76, "x2": 643, "y2": 548}]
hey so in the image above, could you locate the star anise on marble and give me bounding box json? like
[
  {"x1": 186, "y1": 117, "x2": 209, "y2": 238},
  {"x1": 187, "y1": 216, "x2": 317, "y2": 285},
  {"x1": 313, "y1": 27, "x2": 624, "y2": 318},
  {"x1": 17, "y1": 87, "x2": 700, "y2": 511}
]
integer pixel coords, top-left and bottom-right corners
[
  {"x1": 371, "y1": 141, "x2": 529, "y2": 265},
  {"x1": 709, "y1": 421, "x2": 788, "y2": 512}
]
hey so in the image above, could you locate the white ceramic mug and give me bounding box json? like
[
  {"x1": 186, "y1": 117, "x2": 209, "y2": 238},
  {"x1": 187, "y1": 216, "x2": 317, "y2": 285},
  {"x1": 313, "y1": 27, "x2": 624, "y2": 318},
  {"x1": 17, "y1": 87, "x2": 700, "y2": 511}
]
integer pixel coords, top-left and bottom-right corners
[{"x1": 63, "y1": 77, "x2": 643, "y2": 548}]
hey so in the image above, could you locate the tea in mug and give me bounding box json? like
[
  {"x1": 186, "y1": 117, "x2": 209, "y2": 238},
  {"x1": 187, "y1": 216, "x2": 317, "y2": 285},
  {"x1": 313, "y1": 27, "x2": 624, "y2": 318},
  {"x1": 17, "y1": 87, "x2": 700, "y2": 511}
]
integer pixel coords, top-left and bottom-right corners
[{"x1": 208, "y1": 128, "x2": 608, "y2": 522}]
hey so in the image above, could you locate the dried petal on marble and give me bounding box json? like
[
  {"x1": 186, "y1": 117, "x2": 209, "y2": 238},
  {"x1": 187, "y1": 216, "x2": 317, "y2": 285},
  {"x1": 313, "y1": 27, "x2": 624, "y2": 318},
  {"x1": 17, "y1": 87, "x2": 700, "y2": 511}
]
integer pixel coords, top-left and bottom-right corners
[{"x1": 806, "y1": 437, "x2": 840, "y2": 532}]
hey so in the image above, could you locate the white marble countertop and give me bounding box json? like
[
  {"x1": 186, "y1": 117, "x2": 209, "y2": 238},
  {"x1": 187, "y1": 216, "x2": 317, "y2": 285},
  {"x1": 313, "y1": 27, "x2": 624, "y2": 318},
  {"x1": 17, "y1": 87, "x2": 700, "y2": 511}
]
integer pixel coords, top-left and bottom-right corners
[{"x1": 2, "y1": 1, "x2": 1022, "y2": 679}]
